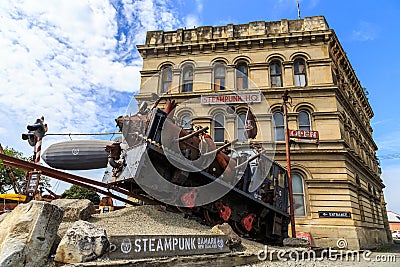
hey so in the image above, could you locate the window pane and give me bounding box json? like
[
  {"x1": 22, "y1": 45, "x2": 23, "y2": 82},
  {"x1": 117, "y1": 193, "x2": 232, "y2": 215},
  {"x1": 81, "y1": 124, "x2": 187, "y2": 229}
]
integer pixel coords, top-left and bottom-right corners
[
  {"x1": 294, "y1": 195, "x2": 305, "y2": 216},
  {"x1": 273, "y1": 112, "x2": 284, "y2": 126},
  {"x1": 271, "y1": 76, "x2": 282, "y2": 87},
  {"x1": 273, "y1": 112, "x2": 284, "y2": 141},
  {"x1": 219, "y1": 78, "x2": 225, "y2": 90},
  {"x1": 238, "y1": 113, "x2": 247, "y2": 142},
  {"x1": 270, "y1": 62, "x2": 281, "y2": 75},
  {"x1": 275, "y1": 127, "x2": 284, "y2": 141},
  {"x1": 161, "y1": 67, "x2": 172, "y2": 93},
  {"x1": 215, "y1": 128, "x2": 224, "y2": 142},
  {"x1": 215, "y1": 114, "x2": 224, "y2": 127},
  {"x1": 183, "y1": 68, "x2": 193, "y2": 80},
  {"x1": 183, "y1": 83, "x2": 192, "y2": 92},
  {"x1": 292, "y1": 173, "x2": 304, "y2": 193},
  {"x1": 298, "y1": 111, "x2": 311, "y2": 130},
  {"x1": 294, "y1": 60, "x2": 305, "y2": 74},
  {"x1": 215, "y1": 65, "x2": 225, "y2": 77},
  {"x1": 294, "y1": 74, "x2": 306, "y2": 87},
  {"x1": 298, "y1": 111, "x2": 310, "y2": 126},
  {"x1": 181, "y1": 115, "x2": 191, "y2": 130}
]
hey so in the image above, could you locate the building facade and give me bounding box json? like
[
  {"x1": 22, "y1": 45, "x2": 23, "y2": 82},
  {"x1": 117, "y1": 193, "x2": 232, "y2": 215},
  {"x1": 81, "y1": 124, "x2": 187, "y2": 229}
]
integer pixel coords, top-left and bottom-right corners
[{"x1": 136, "y1": 16, "x2": 391, "y2": 249}]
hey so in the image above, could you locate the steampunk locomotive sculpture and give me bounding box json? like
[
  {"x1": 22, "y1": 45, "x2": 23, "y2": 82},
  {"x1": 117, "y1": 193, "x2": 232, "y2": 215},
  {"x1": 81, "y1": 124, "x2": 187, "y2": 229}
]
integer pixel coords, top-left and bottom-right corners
[{"x1": 42, "y1": 99, "x2": 290, "y2": 243}]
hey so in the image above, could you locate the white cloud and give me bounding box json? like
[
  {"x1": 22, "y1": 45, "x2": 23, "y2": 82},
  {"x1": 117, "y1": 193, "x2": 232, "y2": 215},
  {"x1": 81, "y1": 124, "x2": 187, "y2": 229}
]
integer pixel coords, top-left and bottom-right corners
[
  {"x1": 352, "y1": 21, "x2": 379, "y2": 41},
  {"x1": 195, "y1": 0, "x2": 203, "y2": 13},
  {"x1": 185, "y1": 14, "x2": 200, "y2": 28},
  {"x1": 0, "y1": 0, "x2": 181, "y2": 172}
]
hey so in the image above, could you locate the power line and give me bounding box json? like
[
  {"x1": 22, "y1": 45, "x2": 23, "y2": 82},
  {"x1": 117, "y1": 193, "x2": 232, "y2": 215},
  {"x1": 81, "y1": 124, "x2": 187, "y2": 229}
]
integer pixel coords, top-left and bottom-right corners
[{"x1": 45, "y1": 132, "x2": 122, "y2": 136}]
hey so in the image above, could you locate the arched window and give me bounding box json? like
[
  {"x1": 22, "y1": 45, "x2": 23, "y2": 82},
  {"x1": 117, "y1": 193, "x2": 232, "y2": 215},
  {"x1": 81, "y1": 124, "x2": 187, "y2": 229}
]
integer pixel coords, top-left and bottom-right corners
[
  {"x1": 273, "y1": 112, "x2": 284, "y2": 141},
  {"x1": 161, "y1": 65, "x2": 172, "y2": 93},
  {"x1": 182, "y1": 66, "x2": 193, "y2": 92},
  {"x1": 213, "y1": 114, "x2": 225, "y2": 143},
  {"x1": 270, "y1": 61, "x2": 282, "y2": 87},
  {"x1": 237, "y1": 113, "x2": 247, "y2": 142},
  {"x1": 292, "y1": 173, "x2": 306, "y2": 217},
  {"x1": 214, "y1": 63, "x2": 226, "y2": 91},
  {"x1": 236, "y1": 63, "x2": 248, "y2": 90},
  {"x1": 181, "y1": 115, "x2": 192, "y2": 132},
  {"x1": 294, "y1": 59, "x2": 306, "y2": 87},
  {"x1": 298, "y1": 111, "x2": 311, "y2": 131}
]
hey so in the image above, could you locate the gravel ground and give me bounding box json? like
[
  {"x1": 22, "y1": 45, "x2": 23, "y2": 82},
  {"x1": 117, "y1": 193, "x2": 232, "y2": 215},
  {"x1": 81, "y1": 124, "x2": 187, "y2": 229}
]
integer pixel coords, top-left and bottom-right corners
[
  {"x1": 87, "y1": 205, "x2": 215, "y2": 236},
  {"x1": 57, "y1": 205, "x2": 400, "y2": 267}
]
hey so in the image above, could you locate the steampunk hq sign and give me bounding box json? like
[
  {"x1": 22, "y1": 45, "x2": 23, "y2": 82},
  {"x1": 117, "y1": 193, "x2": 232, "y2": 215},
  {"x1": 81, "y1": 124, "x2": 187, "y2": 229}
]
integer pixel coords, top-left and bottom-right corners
[
  {"x1": 201, "y1": 93, "x2": 261, "y2": 104},
  {"x1": 108, "y1": 235, "x2": 230, "y2": 259}
]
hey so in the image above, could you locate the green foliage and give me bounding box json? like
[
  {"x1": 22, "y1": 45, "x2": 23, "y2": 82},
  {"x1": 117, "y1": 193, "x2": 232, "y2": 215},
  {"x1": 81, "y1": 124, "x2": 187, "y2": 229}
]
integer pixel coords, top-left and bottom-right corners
[
  {"x1": 0, "y1": 146, "x2": 29, "y2": 194},
  {"x1": 62, "y1": 185, "x2": 100, "y2": 204},
  {"x1": 0, "y1": 146, "x2": 51, "y2": 194}
]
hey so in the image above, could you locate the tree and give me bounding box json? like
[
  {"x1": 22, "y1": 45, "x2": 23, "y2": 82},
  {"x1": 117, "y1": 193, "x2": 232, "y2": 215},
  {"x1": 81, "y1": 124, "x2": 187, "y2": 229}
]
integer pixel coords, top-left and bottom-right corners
[
  {"x1": 0, "y1": 145, "x2": 50, "y2": 194},
  {"x1": 0, "y1": 146, "x2": 27, "y2": 194},
  {"x1": 62, "y1": 185, "x2": 100, "y2": 204}
]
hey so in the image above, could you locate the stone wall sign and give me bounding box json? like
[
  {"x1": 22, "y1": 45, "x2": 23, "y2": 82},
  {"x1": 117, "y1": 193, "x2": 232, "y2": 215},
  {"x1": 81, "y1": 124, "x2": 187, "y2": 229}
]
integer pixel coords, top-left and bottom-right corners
[
  {"x1": 318, "y1": 211, "x2": 351, "y2": 218},
  {"x1": 108, "y1": 235, "x2": 230, "y2": 259}
]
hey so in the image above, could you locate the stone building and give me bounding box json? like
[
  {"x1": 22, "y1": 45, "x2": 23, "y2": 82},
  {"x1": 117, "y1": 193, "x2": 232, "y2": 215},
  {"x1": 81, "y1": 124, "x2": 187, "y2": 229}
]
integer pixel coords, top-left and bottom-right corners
[{"x1": 135, "y1": 16, "x2": 391, "y2": 249}]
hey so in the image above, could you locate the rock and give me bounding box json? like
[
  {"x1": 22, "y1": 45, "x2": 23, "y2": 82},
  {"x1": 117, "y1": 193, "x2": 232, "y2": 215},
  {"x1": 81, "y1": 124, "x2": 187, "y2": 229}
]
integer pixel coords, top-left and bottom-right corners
[
  {"x1": 52, "y1": 199, "x2": 94, "y2": 222},
  {"x1": 0, "y1": 201, "x2": 64, "y2": 267},
  {"x1": 55, "y1": 220, "x2": 109, "y2": 263},
  {"x1": 0, "y1": 212, "x2": 9, "y2": 224},
  {"x1": 283, "y1": 237, "x2": 311, "y2": 247},
  {"x1": 212, "y1": 223, "x2": 242, "y2": 249}
]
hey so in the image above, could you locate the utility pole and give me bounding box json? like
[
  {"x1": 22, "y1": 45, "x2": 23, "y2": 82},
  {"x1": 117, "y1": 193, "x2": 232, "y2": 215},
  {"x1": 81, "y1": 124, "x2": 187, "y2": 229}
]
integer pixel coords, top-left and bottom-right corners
[{"x1": 282, "y1": 90, "x2": 296, "y2": 237}]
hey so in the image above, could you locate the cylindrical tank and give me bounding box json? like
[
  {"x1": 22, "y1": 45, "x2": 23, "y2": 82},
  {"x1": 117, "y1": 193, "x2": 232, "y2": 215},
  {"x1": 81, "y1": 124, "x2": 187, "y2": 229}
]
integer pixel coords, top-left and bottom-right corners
[{"x1": 42, "y1": 140, "x2": 113, "y2": 170}]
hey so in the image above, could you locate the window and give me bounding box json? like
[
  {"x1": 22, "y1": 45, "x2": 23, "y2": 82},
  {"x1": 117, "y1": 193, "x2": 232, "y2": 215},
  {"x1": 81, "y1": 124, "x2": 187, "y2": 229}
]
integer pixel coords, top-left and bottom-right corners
[
  {"x1": 237, "y1": 113, "x2": 247, "y2": 142},
  {"x1": 236, "y1": 63, "x2": 248, "y2": 90},
  {"x1": 161, "y1": 66, "x2": 172, "y2": 93},
  {"x1": 214, "y1": 63, "x2": 226, "y2": 90},
  {"x1": 292, "y1": 173, "x2": 306, "y2": 216},
  {"x1": 182, "y1": 66, "x2": 193, "y2": 92},
  {"x1": 273, "y1": 112, "x2": 284, "y2": 141},
  {"x1": 270, "y1": 61, "x2": 282, "y2": 87},
  {"x1": 294, "y1": 59, "x2": 306, "y2": 87},
  {"x1": 181, "y1": 115, "x2": 192, "y2": 131},
  {"x1": 213, "y1": 114, "x2": 225, "y2": 142},
  {"x1": 298, "y1": 111, "x2": 311, "y2": 131}
]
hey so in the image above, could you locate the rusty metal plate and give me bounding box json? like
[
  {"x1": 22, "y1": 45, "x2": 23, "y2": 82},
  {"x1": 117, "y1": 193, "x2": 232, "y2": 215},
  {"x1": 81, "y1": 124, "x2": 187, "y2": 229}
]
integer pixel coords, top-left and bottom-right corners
[{"x1": 107, "y1": 235, "x2": 230, "y2": 259}]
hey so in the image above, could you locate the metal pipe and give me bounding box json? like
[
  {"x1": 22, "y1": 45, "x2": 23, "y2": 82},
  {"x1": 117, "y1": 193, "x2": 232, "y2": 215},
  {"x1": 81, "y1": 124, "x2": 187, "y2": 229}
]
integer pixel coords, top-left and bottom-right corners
[
  {"x1": 234, "y1": 150, "x2": 264, "y2": 170},
  {"x1": 282, "y1": 90, "x2": 296, "y2": 238},
  {"x1": 0, "y1": 153, "x2": 160, "y2": 205},
  {"x1": 202, "y1": 139, "x2": 238, "y2": 157},
  {"x1": 3, "y1": 159, "x2": 138, "y2": 206},
  {"x1": 177, "y1": 126, "x2": 209, "y2": 142}
]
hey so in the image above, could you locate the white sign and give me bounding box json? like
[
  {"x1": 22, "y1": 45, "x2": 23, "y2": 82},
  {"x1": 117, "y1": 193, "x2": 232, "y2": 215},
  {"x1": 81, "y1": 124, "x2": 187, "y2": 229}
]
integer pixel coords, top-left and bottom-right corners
[{"x1": 201, "y1": 93, "x2": 261, "y2": 104}]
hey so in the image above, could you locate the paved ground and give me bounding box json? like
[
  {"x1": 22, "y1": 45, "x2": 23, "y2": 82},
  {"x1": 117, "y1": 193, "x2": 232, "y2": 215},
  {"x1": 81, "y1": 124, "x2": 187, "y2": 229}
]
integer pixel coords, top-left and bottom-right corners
[{"x1": 243, "y1": 243, "x2": 400, "y2": 267}]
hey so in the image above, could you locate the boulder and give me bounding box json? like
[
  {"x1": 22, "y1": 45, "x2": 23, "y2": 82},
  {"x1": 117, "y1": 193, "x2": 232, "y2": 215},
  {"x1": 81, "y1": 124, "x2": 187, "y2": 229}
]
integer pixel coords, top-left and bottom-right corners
[
  {"x1": 52, "y1": 199, "x2": 94, "y2": 222},
  {"x1": 0, "y1": 212, "x2": 9, "y2": 224},
  {"x1": 283, "y1": 237, "x2": 311, "y2": 248},
  {"x1": 212, "y1": 223, "x2": 242, "y2": 249},
  {"x1": 55, "y1": 220, "x2": 109, "y2": 263},
  {"x1": 0, "y1": 201, "x2": 64, "y2": 267}
]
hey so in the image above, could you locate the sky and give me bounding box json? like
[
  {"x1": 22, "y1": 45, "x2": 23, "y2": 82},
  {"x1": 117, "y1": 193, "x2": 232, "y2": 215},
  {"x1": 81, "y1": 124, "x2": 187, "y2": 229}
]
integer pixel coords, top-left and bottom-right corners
[{"x1": 0, "y1": 0, "x2": 399, "y2": 211}]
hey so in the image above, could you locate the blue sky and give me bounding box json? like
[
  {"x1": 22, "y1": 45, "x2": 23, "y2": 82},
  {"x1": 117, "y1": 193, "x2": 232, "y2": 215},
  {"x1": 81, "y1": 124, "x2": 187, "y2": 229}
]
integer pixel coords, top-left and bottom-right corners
[{"x1": 0, "y1": 0, "x2": 399, "y2": 211}]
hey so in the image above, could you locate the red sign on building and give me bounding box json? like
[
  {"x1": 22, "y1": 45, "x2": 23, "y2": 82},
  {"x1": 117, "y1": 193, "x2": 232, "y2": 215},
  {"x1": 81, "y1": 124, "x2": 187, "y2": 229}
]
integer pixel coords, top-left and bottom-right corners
[{"x1": 289, "y1": 129, "x2": 319, "y2": 139}]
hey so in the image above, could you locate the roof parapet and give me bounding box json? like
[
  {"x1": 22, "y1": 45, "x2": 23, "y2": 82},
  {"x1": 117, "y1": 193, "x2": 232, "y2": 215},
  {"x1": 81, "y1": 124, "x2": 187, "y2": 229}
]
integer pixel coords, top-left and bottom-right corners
[{"x1": 145, "y1": 16, "x2": 329, "y2": 45}]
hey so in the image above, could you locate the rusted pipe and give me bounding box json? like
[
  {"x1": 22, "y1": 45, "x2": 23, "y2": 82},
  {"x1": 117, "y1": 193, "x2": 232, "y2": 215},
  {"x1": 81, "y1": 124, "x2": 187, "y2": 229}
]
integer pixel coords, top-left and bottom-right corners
[
  {"x1": 0, "y1": 153, "x2": 160, "y2": 205},
  {"x1": 177, "y1": 126, "x2": 209, "y2": 142},
  {"x1": 202, "y1": 139, "x2": 238, "y2": 157},
  {"x1": 234, "y1": 150, "x2": 265, "y2": 170}
]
